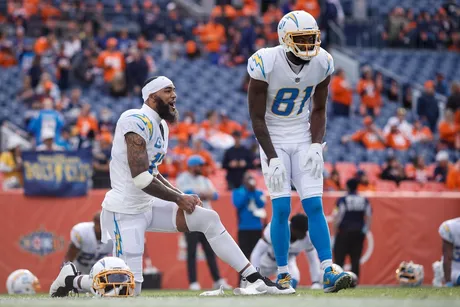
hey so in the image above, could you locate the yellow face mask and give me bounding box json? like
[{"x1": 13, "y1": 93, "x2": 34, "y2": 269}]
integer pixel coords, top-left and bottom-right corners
[
  {"x1": 92, "y1": 269, "x2": 135, "y2": 297},
  {"x1": 283, "y1": 30, "x2": 321, "y2": 59}
]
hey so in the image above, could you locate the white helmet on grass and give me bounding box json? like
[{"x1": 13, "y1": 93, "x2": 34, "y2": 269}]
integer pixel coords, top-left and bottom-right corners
[{"x1": 6, "y1": 269, "x2": 40, "y2": 295}]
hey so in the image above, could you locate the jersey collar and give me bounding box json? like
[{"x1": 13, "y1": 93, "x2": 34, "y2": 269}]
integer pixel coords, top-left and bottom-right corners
[{"x1": 141, "y1": 104, "x2": 161, "y2": 125}]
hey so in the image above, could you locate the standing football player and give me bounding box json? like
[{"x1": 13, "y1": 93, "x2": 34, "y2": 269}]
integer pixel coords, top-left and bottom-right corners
[
  {"x1": 50, "y1": 76, "x2": 293, "y2": 297},
  {"x1": 247, "y1": 10, "x2": 351, "y2": 293},
  {"x1": 64, "y1": 212, "x2": 112, "y2": 274}
]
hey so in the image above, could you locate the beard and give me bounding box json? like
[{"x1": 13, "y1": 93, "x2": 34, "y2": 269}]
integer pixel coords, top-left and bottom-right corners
[{"x1": 154, "y1": 95, "x2": 179, "y2": 124}]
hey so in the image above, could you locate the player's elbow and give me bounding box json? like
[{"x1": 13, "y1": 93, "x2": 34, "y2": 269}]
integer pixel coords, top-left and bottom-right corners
[{"x1": 133, "y1": 171, "x2": 154, "y2": 190}]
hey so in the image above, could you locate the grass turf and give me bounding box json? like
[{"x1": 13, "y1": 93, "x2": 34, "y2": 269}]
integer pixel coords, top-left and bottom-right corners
[{"x1": 1, "y1": 288, "x2": 460, "y2": 307}]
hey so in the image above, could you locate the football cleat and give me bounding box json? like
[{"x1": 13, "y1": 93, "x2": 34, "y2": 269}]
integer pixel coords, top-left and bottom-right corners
[
  {"x1": 213, "y1": 278, "x2": 232, "y2": 290},
  {"x1": 49, "y1": 262, "x2": 79, "y2": 297},
  {"x1": 276, "y1": 273, "x2": 292, "y2": 288},
  {"x1": 323, "y1": 266, "x2": 352, "y2": 293},
  {"x1": 234, "y1": 276, "x2": 295, "y2": 295}
]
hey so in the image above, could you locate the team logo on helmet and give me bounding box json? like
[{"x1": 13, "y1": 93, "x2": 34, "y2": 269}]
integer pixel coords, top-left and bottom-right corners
[{"x1": 19, "y1": 228, "x2": 65, "y2": 257}]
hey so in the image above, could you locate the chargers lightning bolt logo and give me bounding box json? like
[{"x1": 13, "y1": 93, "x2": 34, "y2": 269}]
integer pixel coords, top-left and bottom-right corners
[
  {"x1": 286, "y1": 12, "x2": 299, "y2": 29},
  {"x1": 251, "y1": 53, "x2": 266, "y2": 79},
  {"x1": 114, "y1": 215, "x2": 123, "y2": 257},
  {"x1": 130, "y1": 114, "x2": 154, "y2": 140}
]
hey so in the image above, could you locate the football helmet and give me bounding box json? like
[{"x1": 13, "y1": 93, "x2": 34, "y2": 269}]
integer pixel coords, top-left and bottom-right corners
[
  {"x1": 396, "y1": 261, "x2": 424, "y2": 287},
  {"x1": 6, "y1": 269, "x2": 40, "y2": 295},
  {"x1": 89, "y1": 257, "x2": 135, "y2": 297},
  {"x1": 277, "y1": 10, "x2": 321, "y2": 61}
]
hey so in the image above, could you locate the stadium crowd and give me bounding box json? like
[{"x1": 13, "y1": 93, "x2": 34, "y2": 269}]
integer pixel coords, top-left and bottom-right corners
[{"x1": 0, "y1": 0, "x2": 459, "y2": 192}]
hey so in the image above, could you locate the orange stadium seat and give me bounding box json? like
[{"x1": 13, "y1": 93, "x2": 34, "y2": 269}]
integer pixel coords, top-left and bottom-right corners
[
  {"x1": 398, "y1": 181, "x2": 422, "y2": 192},
  {"x1": 335, "y1": 162, "x2": 357, "y2": 187},
  {"x1": 324, "y1": 162, "x2": 333, "y2": 174},
  {"x1": 422, "y1": 182, "x2": 447, "y2": 192},
  {"x1": 375, "y1": 180, "x2": 397, "y2": 192},
  {"x1": 358, "y1": 162, "x2": 381, "y2": 181}
]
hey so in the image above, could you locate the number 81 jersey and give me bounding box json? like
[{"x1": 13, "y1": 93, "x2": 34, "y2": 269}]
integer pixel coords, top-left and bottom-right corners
[{"x1": 247, "y1": 45, "x2": 334, "y2": 144}]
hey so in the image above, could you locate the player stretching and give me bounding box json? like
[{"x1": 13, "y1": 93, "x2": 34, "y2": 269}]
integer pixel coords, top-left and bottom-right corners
[
  {"x1": 49, "y1": 76, "x2": 293, "y2": 297},
  {"x1": 437, "y1": 218, "x2": 460, "y2": 287},
  {"x1": 247, "y1": 10, "x2": 351, "y2": 293}
]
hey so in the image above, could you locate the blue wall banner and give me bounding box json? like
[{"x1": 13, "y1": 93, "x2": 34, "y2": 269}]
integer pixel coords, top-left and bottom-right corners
[{"x1": 22, "y1": 150, "x2": 93, "y2": 197}]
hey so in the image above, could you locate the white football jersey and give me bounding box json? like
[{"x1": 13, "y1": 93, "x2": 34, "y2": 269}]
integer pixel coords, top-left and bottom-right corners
[
  {"x1": 263, "y1": 222, "x2": 315, "y2": 260},
  {"x1": 247, "y1": 45, "x2": 334, "y2": 144},
  {"x1": 102, "y1": 104, "x2": 169, "y2": 214},
  {"x1": 70, "y1": 222, "x2": 113, "y2": 274},
  {"x1": 439, "y1": 218, "x2": 460, "y2": 271}
]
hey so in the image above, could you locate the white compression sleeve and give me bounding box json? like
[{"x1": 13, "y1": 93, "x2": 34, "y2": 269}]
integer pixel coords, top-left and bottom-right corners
[
  {"x1": 185, "y1": 206, "x2": 253, "y2": 274},
  {"x1": 73, "y1": 275, "x2": 93, "y2": 293},
  {"x1": 305, "y1": 248, "x2": 322, "y2": 283},
  {"x1": 250, "y1": 239, "x2": 270, "y2": 269}
]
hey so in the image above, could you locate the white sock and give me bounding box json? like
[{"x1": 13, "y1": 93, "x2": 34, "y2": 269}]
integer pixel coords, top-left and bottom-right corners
[
  {"x1": 73, "y1": 275, "x2": 92, "y2": 293},
  {"x1": 135, "y1": 282, "x2": 142, "y2": 296},
  {"x1": 185, "y1": 206, "x2": 250, "y2": 273},
  {"x1": 277, "y1": 265, "x2": 289, "y2": 275},
  {"x1": 321, "y1": 260, "x2": 333, "y2": 271},
  {"x1": 240, "y1": 265, "x2": 257, "y2": 278}
]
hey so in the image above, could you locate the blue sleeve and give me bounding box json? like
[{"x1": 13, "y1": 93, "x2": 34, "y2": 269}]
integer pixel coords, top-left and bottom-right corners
[
  {"x1": 254, "y1": 191, "x2": 265, "y2": 208},
  {"x1": 27, "y1": 114, "x2": 39, "y2": 133},
  {"x1": 212, "y1": 192, "x2": 218, "y2": 201},
  {"x1": 183, "y1": 189, "x2": 195, "y2": 195},
  {"x1": 232, "y1": 188, "x2": 247, "y2": 209}
]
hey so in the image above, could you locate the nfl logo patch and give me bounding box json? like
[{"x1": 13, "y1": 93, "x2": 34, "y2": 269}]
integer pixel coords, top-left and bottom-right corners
[
  {"x1": 295, "y1": 77, "x2": 300, "y2": 83},
  {"x1": 19, "y1": 228, "x2": 65, "y2": 257}
]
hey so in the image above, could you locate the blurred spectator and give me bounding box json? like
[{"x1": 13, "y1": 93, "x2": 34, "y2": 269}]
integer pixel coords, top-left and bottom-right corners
[
  {"x1": 357, "y1": 67, "x2": 382, "y2": 117},
  {"x1": 28, "y1": 98, "x2": 64, "y2": 145},
  {"x1": 17, "y1": 75, "x2": 36, "y2": 105},
  {"x1": 72, "y1": 48, "x2": 95, "y2": 87},
  {"x1": 386, "y1": 124, "x2": 411, "y2": 151},
  {"x1": 282, "y1": 0, "x2": 296, "y2": 15},
  {"x1": 330, "y1": 68, "x2": 352, "y2": 117},
  {"x1": 176, "y1": 155, "x2": 230, "y2": 291},
  {"x1": 29, "y1": 55, "x2": 43, "y2": 88},
  {"x1": 387, "y1": 80, "x2": 400, "y2": 102},
  {"x1": 295, "y1": 0, "x2": 320, "y2": 19},
  {"x1": 380, "y1": 156, "x2": 406, "y2": 184},
  {"x1": 57, "y1": 127, "x2": 79, "y2": 150},
  {"x1": 191, "y1": 138, "x2": 216, "y2": 176},
  {"x1": 446, "y1": 81, "x2": 460, "y2": 124},
  {"x1": 35, "y1": 72, "x2": 60, "y2": 102},
  {"x1": 56, "y1": 45, "x2": 71, "y2": 90},
  {"x1": 402, "y1": 86, "x2": 413, "y2": 110},
  {"x1": 19, "y1": 43, "x2": 35, "y2": 73},
  {"x1": 98, "y1": 108, "x2": 115, "y2": 133},
  {"x1": 433, "y1": 151, "x2": 450, "y2": 183},
  {"x1": 324, "y1": 168, "x2": 342, "y2": 191},
  {"x1": 109, "y1": 72, "x2": 128, "y2": 97},
  {"x1": 0, "y1": 43, "x2": 18, "y2": 67},
  {"x1": 0, "y1": 137, "x2": 23, "y2": 190},
  {"x1": 222, "y1": 131, "x2": 253, "y2": 190},
  {"x1": 172, "y1": 134, "x2": 193, "y2": 173},
  {"x1": 232, "y1": 172, "x2": 266, "y2": 269},
  {"x1": 125, "y1": 47, "x2": 149, "y2": 95},
  {"x1": 196, "y1": 17, "x2": 226, "y2": 64},
  {"x1": 438, "y1": 109, "x2": 459, "y2": 149},
  {"x1": 417, "y1": 80, "x2": 439, "y2": 132},
  {"x1": 411, "y1": 119, "x2": 433, "y2": 144},
  {"x1": 97, "y1": 38, "x2": 125, "y2": 83},
  {"x1": 435, "y1": 72, "x2": 449, "y2": 96},
  {"x1": 382, "y1": 7, "x2": 408, "y2": 47},
  {"x1": 36, "y1": 129, "x2": 65, "y2": 151},
  {"x1": 171, "y1": 112, "x2": 198, "y2": 140},
  {"x1": 384, "y1": 108, "x2": 412, "y2": 139},
  {"x1": 446, "y1": 160, "x2": 460, "y2": 190},
  {"x1": 356, "y1": 170, "x2": 376, "y2": 192},
  {"x1": 76, "y1": 103, "x2": 98, "y2": 140},
  {"x1": 219, "y1": 112, "x2": 245, "y2": 136},
  {"x1": 321, "y1": 0, "x2": 345, "y2": 47},
  {"x1": 64, "y1": 88, "x2": 83, "y2": 124},
  {"x1": 92, "y1": 133, "x2": 112, "y2": 189},
  {"x1": 342, "y1": 116, "x2": 386, "y2": 150},
  {"x1": 406, "y1": 155, "x2": 429, "y2": 183}
]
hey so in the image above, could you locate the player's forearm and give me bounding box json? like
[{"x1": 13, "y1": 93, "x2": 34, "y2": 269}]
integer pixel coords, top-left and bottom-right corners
[
  {"x1": 157, "y1": 173, "x2": 183, "y2": 194},
  {"x1": 310, "y1": 106, "x2": 326, "y2": 144},
  {"x1": 142, "y1": 177, "x2": 182, "y2": 203},
  {"x1": 252, "y1": 119, "x2": 277, "y2": 160}
]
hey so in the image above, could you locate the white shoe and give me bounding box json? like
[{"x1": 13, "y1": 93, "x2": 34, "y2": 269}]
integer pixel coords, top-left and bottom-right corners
[
  {"x1": 234, "y1": 277, "x2": 295, "y2": 296},
  {"x1": 189, "y1": 282, "x2": 201, "y2": 291},
  {"x1": 213, "y1": 278, "x2": 232, "y2": 290},
  {"x1": 49, "y1": 262, "x2": 78, "y2": 297},
  {"x1": 310, "y1": 282, "x2": 322, "y2": 290}
]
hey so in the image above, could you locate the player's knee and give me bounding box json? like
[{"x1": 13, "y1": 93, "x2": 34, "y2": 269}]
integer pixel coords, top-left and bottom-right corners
[
  {"x1": 186, "y1": 207, "x2": 224, "y2": 239},
  {"x1": 301, "y1": 196, "x2": 323, "y2": 216},
  {"x1": 272, "y1": 197, "x2": 291, "y2": 221}
]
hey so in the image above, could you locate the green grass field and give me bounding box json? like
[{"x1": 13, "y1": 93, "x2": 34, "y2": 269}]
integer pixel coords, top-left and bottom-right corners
[{"x1": 1, "y1": 288, "x2": 460, "y2": 307}]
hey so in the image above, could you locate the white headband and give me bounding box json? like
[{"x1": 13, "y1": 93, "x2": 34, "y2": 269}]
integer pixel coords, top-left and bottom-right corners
[{"x1": 142, "y1": 76, "x2": 174, "y2": 101}]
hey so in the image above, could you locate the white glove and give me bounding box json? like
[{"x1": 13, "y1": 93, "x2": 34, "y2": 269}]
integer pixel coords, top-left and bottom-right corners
[
  {"x1": 302, "y1": 143, "x2": 326, "y2": 179},
  {"x1": 264, "y1": 157, "x2": 286, "y2": 193}
]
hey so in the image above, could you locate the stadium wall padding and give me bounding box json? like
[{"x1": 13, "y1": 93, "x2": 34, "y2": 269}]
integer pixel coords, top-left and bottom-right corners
[{"x1": 0, "y1": 190, "x2": 459, "y2": 292}]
